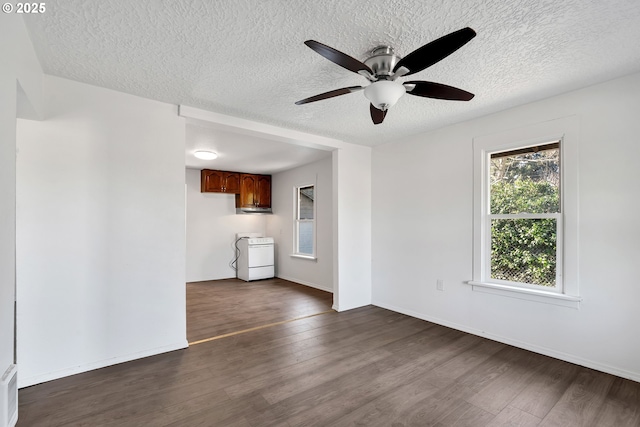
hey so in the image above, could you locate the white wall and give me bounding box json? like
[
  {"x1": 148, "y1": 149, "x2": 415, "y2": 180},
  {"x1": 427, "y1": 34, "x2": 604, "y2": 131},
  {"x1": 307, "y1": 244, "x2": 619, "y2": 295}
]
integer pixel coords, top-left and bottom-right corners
[
  {"x1": 185, "y1": 168, "x2": 266, "y2": 282},
  {"x1": 267, "y1": 156, "x2": 333, "y2": 292},
  {"x1": 333, "y1": 146, "x2": 372, "y2": 311},
  {"x1": 0, "y1": 14, "x2": 42, "y2": 379},
  {"x1": 372, "y1": 72, "x2": 640, "y2": 381},
  {"x1": 16, "y1": 76, "x2": 187, "y2": 387}
]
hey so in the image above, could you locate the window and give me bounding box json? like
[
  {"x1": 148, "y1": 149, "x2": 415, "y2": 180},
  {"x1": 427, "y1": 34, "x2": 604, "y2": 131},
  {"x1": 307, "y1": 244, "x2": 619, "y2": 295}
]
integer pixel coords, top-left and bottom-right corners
[
  {"x1": 294, "y1": 184, "x2": 315, "y2": 258},
  {"x1": 489, "y1": 142, "x2": 561, "y2": 290},
  {"x1": 470, "y1": 117, "x2": 581, "y2": 307}
]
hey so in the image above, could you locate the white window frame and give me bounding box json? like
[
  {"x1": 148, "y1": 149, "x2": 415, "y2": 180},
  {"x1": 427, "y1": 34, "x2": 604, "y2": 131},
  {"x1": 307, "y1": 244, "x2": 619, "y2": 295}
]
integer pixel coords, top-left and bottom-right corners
[
  {"x1": 469, "y1": 116, "x2": 581, "y2": 308},
  {"x1": 291, "y1": 183, "x2": 317, "y2": 260},
  {"x1": 486, "y1": 143, "x2": 563, "y2": 292}
]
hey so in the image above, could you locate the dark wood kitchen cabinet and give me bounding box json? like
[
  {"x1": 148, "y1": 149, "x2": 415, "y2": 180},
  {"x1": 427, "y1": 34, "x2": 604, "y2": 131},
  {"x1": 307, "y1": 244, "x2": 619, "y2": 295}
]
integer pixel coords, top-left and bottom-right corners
[
  {"x1": 237, "y1": 174, "x2": 271, "y2": 208},
  {"x1": 201, "y1": 170, "x2": 240, "y2": 193},
  {"x1": 201, "y1": 169, "x2": 272, "y2": 210}
]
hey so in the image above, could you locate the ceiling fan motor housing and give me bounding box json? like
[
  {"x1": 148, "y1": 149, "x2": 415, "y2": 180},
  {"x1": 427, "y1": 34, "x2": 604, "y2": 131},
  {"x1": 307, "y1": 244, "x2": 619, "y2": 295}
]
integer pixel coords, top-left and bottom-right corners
[{"x1": 364, "y1": 46, "x2": 401, "y2": 79}]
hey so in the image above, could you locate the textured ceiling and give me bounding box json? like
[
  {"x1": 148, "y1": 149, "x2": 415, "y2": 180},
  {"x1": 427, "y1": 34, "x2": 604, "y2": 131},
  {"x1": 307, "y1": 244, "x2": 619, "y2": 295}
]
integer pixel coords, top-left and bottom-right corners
[{"x1": 24, "y1": 0, "x2": 640, "y2": 146}]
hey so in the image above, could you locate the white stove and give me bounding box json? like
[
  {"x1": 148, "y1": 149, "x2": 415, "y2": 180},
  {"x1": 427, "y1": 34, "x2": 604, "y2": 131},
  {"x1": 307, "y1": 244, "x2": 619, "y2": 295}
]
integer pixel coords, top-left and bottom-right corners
[{"x1": 237, "y1": 237, "x2": 275, "y2": 281}]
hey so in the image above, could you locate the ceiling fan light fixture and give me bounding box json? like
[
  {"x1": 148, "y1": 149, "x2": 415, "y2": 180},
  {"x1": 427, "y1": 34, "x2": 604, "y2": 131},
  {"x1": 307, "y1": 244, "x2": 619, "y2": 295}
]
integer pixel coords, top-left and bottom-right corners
[
  {"x1": 297, "y1": 28, "x2": 476, "y2": 124},
  {"x1": 364, "y1": 80, "x2": 406, "y2": 111},
  {"x1": 194, "y1": 150, "x2": 218, "y2": 160}
]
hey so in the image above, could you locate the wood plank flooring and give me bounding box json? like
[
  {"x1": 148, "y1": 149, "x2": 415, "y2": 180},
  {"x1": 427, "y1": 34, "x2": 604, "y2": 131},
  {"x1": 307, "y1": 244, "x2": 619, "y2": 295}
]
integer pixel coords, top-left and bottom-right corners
[
  {"x1": 187, "y1": 278, "x2": 334, "y2": 342},
  {"x1": 18, "y1": 280, "x2": 640, "y2": 426}
]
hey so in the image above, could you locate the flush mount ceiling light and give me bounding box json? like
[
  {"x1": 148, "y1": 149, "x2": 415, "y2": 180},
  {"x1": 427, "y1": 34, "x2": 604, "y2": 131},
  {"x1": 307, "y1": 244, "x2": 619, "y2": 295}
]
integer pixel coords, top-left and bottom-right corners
[
  {"x1": 194, "y1": 150, "x2": 218, "y2": 160},
  {"x1": 295, "y1": 27, "x2": 476, "y2": 124}
]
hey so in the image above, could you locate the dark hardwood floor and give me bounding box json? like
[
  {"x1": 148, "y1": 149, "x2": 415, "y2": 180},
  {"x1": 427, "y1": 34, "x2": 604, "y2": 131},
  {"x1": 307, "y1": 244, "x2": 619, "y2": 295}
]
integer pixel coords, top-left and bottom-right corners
[
  {"x1": 187, "y1": 278, "x2": 334, "y2": 343},
  {"x1": 18, "y1": 280, "x2": 640, "y2": 426}
]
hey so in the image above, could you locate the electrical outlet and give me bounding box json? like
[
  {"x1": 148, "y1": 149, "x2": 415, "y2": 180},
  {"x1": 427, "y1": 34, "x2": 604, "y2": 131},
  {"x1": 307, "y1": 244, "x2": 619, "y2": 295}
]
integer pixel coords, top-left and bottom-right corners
[{"x1": 436, "y1": 279, "x2": 444, "y2": 291}]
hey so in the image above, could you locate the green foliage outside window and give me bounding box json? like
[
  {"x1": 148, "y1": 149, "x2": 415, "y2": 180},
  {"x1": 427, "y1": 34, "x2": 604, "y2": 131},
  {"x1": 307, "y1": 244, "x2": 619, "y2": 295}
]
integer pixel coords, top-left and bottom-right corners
[{"x1": 490, "y1": 147, "x2": 560, "y2": 287}]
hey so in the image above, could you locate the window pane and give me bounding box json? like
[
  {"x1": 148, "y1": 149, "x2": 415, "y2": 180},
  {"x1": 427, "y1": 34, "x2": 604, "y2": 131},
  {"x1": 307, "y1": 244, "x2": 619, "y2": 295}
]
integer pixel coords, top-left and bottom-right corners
[
  {"x1": 491, "y1": 218, "x2": 557, "y2": 287},
  {"x1": 490, "y1": 145, "x2": 560, "y2": 214},
  {"x1": 299, "y1": 186, "x2": 314, "y2": 219},
  {"x1": 297, "y1": 221, "x2": 313, "y2": 254}
]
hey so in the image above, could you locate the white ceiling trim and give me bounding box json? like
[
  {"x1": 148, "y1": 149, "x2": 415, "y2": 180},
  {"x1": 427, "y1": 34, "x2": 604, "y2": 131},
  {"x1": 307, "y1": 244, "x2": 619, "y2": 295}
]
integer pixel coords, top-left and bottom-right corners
[{"x1": 179, "y1": 105, "x2": 343, "y2": 151}]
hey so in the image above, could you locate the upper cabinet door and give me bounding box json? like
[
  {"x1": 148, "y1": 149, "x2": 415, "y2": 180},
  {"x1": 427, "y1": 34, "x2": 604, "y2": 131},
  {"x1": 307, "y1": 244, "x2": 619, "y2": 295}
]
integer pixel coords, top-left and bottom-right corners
[
  {"x1": 223, "y1": 172, "x2": 240, "y2": 194},
  {"x1": 256, "y1": 175, "x2": 271, "y2": 208},
  {"x1": 201, "y1": 169, "x2": 224, "y2": 192},
  {"x1": 201, "y1": 170, "x2": 241, "y2": 193},
  {"x1": 239, "y1": 174, "x2": 257, "y2": 207}
]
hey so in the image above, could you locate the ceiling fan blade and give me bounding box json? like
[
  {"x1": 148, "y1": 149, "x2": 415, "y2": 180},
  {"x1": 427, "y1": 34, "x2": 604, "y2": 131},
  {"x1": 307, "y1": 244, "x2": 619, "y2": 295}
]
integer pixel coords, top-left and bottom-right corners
[
  {"x1": 295, "y1": 86, "x2": 364, "y2": 105},
  {"x1": 405, "y1": 81, "x2": 474, "y2": 101},
  {"x1": 370, "y1": 104, "x2": 387, "y2": 125},
  {"x1": 393, "y1": 27, "x2": 476, "y2": 76},
  {"x1": 305, "y1": 40, "x2": 374, "y2": 76}
]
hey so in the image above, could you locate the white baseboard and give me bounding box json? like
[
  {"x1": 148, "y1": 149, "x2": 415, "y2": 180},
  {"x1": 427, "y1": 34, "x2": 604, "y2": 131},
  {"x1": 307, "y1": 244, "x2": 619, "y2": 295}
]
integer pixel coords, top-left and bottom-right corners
[
  {"x1": 332, "y1": 301, "x2": 372, "y2": 312},
  {"x1": 372, "y1": 300, "x2": 640, "y2": 383},
  {"x1": 187, "y1": 276, "x2": 237, "y2": 284},
  {"x1": 276, "y1": 275, "x2": 333, "y2": 293},
  {"x1": 18, "y1": 340, "x2": 188, "y2": 388}
]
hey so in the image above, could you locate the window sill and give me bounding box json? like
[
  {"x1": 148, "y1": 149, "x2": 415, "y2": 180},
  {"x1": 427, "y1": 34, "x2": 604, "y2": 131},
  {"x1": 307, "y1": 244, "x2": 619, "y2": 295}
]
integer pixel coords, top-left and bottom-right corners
[
  {"x1": 290, "y1": 254, "x2": 317, "y2": 261},
  {"x1": 466, "y1": 281, "x2": 582, "y2": 309}
]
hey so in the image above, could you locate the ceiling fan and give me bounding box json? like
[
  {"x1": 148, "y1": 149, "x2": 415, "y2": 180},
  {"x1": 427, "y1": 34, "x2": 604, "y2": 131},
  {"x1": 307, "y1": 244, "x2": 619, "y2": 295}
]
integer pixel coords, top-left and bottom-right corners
[{"x1": 295, "y1": 27, "x2": 477, "y2": 124}]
